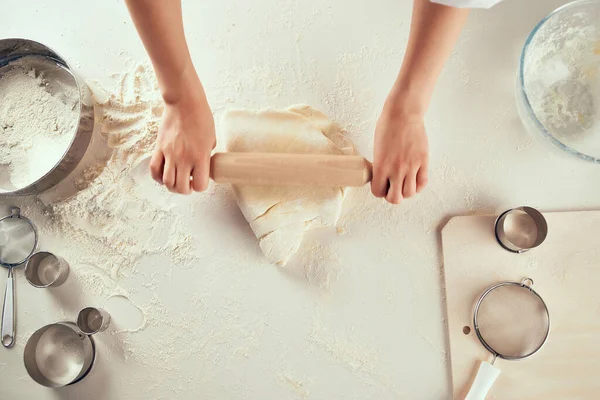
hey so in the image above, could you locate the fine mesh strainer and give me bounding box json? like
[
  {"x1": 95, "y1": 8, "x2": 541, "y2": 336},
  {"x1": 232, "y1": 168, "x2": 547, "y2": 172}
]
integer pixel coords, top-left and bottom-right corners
[
  {"x1": 464, "y1": 278, "x2": 550, "y2": 400},
  {"x1": 0, "y1": 207, "x2": 38, "y2": 348}
]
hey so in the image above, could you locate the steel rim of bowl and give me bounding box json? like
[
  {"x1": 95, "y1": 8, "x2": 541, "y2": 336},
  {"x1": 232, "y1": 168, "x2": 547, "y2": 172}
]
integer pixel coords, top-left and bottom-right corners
[
  {"x1": 518, "y1": 0, "x2": 600, "y2": 164},
  {"x1": 0, "y1": 38, "x2": 88, "y2": 194}
]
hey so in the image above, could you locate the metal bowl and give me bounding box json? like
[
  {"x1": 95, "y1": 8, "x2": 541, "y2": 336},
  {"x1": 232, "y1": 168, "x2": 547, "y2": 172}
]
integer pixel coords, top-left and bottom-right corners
[
  {"x1": 0, "y1": 38, "x2": 94, "y2": 195},
  {"x1": 516, "y1": 0, "x2": 600, "y2": 163}
]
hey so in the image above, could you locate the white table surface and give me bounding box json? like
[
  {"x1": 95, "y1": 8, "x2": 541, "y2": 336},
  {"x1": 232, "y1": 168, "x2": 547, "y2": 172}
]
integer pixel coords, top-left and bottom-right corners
[{"x1": 1, "y1": 0, "x2": 598, "y2": 399}]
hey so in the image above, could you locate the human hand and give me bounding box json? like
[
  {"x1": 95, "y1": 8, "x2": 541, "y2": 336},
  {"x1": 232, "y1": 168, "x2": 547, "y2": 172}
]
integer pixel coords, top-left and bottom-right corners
[
  {"x1": 371, "y1": 105, "x2": 429, "y2": 204},
  {"x1": 150, "y1": 87, "x2": 216, "y2": 194}
]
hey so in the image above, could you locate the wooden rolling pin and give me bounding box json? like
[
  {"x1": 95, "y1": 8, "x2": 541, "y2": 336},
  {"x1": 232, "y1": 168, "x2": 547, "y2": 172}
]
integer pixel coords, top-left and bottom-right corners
[{"x1": 210, "y1": 152, "x2": 373, "y2": 187}]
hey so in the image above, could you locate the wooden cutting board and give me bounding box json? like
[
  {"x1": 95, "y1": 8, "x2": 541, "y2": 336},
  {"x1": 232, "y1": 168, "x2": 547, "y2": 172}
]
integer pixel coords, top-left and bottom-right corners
[{"x1": 441, "y1": 210, "x2": 600, "y2": 399}]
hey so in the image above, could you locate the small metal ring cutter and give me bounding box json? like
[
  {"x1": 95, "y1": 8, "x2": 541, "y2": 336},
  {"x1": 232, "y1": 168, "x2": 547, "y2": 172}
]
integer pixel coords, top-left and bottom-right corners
[{"x1": 494, "y1": 206, "x2": 548, "y2": 253}]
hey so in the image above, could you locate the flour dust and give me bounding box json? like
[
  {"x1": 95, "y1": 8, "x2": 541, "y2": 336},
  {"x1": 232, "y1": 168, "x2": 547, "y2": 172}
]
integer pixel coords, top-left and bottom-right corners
[{"x1": 19, "y1": 63, "x2": 200, "y2": 297}]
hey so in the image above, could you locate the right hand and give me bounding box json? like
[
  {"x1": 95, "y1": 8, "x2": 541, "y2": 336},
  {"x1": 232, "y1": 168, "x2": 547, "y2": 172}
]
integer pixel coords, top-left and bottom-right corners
[
  {"x1": 150, "y1": 84, "x2": 216, "y2": 194},
  {"x1": 371, "y1": 101, "x2": 429, "y2": 205}
]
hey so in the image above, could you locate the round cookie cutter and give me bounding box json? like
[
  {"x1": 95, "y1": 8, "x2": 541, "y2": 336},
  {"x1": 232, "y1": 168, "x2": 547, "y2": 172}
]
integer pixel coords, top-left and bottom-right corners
[
  {"x1": 25, "y1": 251, "x2": 70, "y2": 288},
  {"x1": 24, "y1": 308, "x2": 110, "y2": 387},
  {"x1": 77, "y1": 307, "x2": 111, "y2": 335},
  {"x1": 494, "y1": 206, "x2": 548, "y2": 253},
  {"x1": 23, "y1": 322, "x2": 96, "y2": 387},
  {"x1": 0, "y1": 38, "x2": 94, "y2": 195}
]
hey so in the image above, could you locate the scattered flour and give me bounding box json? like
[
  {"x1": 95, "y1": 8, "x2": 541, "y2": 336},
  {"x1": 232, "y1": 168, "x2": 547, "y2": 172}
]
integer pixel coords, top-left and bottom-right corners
[
  {"x1": 308, "y1": 315, "x2": 405, "y2": 398},
  {"x1": 8, "y1": 64, "x2": 210, "y2": 380},
  {"x1": 0, "y1": 56, "x2": 79, "y2": 189},
  {"x1": 18, "y1": 64, "x2": 200, "y2": 297},
  {"x1": 296, "y1": 240, "x2": 342, "y2": 292},
  {"x1": 277, "y1": 372, "x2": 311, "y2": 399},
  {"x1": 103, "y1": 294, "x2": 147, "y2": 333}
]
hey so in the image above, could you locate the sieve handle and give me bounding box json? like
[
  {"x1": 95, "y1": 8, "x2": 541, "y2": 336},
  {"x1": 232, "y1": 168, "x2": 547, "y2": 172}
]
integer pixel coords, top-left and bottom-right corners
[
  {"x1": 464, "y1": 361, "x2": 501, "y2": 400},
  {"x1": 1, "y1": 268, "x2": 14, "y2": 348}
]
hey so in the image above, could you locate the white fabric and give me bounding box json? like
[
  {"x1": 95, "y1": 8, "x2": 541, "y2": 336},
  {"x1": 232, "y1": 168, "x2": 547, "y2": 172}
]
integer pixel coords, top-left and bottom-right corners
[{"x1": 430, "y1": 0, "x2": 505, "y2": 9}]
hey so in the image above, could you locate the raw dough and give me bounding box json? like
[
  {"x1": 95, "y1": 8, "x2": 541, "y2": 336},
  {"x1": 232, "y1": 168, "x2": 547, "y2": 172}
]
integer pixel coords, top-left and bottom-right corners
[{"x1": 222, "y1": 105, "x2": 355, "y2": 266}]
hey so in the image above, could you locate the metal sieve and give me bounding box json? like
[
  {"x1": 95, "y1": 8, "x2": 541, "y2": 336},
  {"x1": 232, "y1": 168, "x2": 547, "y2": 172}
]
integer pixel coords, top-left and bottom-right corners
[
  {"x1": 0, "y1": 207, "x2": 38, "y2": 348},
  {"x1": 464, "y1": 278, "x2": 550, "y2": 400}
]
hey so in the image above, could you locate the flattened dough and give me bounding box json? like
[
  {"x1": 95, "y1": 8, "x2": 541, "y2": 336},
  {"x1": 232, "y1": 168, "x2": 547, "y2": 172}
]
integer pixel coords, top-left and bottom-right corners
[{"x1": 222, "y1": 105, "x2": 356, "y2": 266}]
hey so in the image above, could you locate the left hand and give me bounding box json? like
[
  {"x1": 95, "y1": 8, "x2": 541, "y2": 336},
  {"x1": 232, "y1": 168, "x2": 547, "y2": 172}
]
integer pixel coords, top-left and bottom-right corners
[{"x1": 371, "y1": 105, "x2": 429, "y2": 204}]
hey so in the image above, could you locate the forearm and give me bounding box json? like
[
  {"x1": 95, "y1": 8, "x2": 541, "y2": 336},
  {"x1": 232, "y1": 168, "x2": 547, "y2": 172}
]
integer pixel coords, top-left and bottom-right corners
[
  {"x1": 125, "y1": 0, "x2": 205, "y2": 105},
  {"x1": 388, "y1": 0, "x2": 469, "y2": 114}
]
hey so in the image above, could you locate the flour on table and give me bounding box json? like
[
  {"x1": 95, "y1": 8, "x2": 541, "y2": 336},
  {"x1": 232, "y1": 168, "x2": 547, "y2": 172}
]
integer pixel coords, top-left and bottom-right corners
[
  {"x1": 0, "y1": 56, "x2": 78, "y2": 189},
  {"x1": 26, "y1": 63, "x2": 199, "y2": 284},
  {"x1": 222, "y1": 105, "x2": 355, "y2": 266}
]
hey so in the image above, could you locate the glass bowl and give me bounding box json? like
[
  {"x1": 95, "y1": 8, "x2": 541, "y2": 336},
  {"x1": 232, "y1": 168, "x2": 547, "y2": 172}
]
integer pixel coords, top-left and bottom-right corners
[{"x1": 517, "y1": 0, "x2": 600, "y2": 162}]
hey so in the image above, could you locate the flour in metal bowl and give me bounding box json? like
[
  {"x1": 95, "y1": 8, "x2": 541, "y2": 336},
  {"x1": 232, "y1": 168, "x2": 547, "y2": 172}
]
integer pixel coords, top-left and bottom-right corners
[{"x1": 0, "y1": 55, "x2": 79, "y2": 190}]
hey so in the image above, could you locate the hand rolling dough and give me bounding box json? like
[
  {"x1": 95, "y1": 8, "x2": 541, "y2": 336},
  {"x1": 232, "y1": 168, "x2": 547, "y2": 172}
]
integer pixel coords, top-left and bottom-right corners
[{"x1": 222, "y1": 105, "x2": 356, "y2": 266}]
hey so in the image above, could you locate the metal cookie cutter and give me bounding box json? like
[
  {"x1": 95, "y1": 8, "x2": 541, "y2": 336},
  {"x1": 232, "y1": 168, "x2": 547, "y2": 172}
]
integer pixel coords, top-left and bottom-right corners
[
  {"x1": 24, "y1": 307, "x2": 109, "y2": 387},
  {"x1": 495, "y1": 206, "x2": 547, "y2": 253},
  {"x1": 77, "y1": 307, "x2": 110, "y2": 335},
  {"x1": 24, "y1": 322, "x2": 95, "y2": 387},
  {"x1": 25, "y1": 251, "x2": 69, "y2": 288}
]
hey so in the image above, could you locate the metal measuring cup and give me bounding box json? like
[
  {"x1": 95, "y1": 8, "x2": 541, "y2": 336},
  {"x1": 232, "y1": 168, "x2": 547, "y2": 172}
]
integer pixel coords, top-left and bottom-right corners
[
  {"x1": 23, "y1": 322, "x2": 96, "y2": 387},
  {"x1": 24, "y1": 251, "x2": 69, "y2": 288},
  {"x1": 0, "y1": 207, "x2": 38, "y2": 348}
]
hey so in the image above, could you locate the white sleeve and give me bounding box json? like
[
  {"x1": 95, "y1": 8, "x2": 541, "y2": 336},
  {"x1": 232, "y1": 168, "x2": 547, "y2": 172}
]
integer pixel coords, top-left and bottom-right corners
[{"x1": 430, "y1": 0, "x2": 505, "y2": 8}]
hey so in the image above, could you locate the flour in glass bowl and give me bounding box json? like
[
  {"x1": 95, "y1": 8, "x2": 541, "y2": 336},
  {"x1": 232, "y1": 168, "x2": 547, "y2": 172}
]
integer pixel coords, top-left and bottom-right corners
[
  {"x1": 522, "y1": 9, "x2": 600, "y2": 156},
  {"x1": 0, "y1": 56, "x2": 79, "y2": 189}
]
